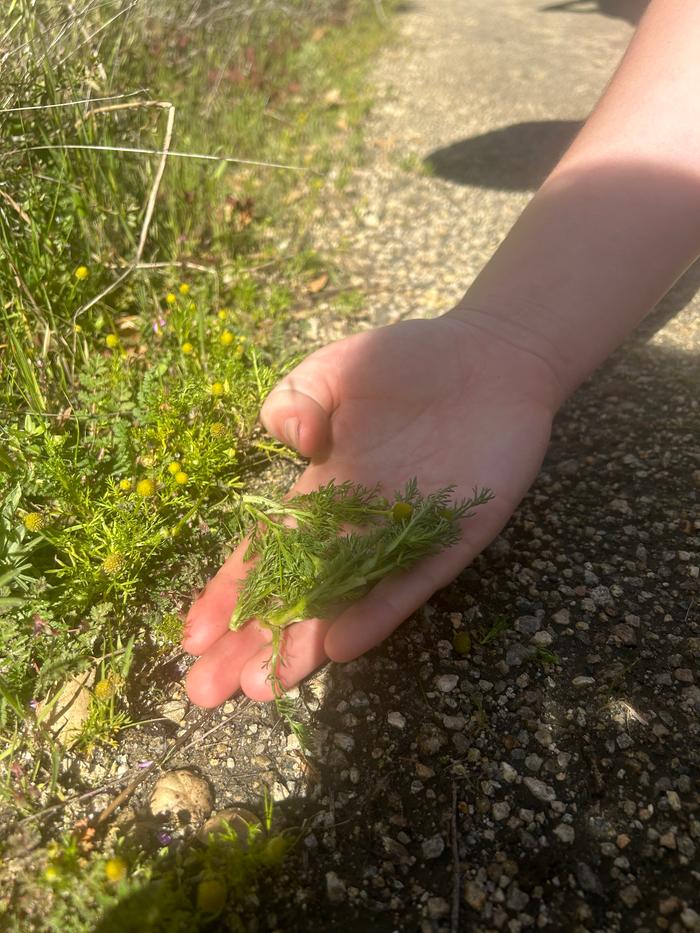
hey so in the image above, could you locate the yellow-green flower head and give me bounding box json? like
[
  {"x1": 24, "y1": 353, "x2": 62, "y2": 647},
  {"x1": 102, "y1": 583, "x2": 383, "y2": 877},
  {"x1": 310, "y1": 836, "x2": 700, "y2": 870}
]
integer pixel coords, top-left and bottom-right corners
[
  {"x1": 44, "y1": 864, "x2": 60, "y2": 883},
  {"x1": 23, "y1": 512, "x2": 45, "y2": 533},
  {"x1": 94, "y1": 677, "x2": 116, "y2": 700},
  {"x1": 217, "y1": 309, "x2": 228, "y2": 321},
  {"x1": 210, "y1": 422, "x2": 227, "y2": 438},
  {"x1": 165, "y1": 292, "x2": 177, "y2": 305},
  {"x1": 391, "y1": 501, "x2": 413, "y2": 522},
  {"x1": 174, "y1": 471, "x2": 189, "y2": 485},
  {"x1": 105, "y1": 334, "x2": 120, "y2": 350},
  {"x1": 181, "y1": 342, "x2": 194, "y2": 355},
  {"x1": 453, "y1": 631, "x2": 472, "y2": 655},
  {"x1": 178, "y1": 282, "x2": 190, "y2": 295},
  {"x1": 196, "y1": 878, "x2": 227, "y2": 914},
  {"x1": 119, "y1": 478, "x2": 132, "y2": 492},
  {"x1": 104, "y1": 857, "x2": 128, "y2": 884},
  {"x1": 167, "y1": 461, "x2": 181, "y2": 475},
  {"x1": 74, "y1": 265, "x2": 89, "y2": 281},
  {"x1": 219, "y1": 330, "x2": 234, "y2": 347},
  {"x1": 136, "y1": 478, "x2": 156, "y2": 498},
  {"x1": 101, "y1": 553, "x2": 123, "y2": 575},
  {"x1": 210, "y1": 381, "x2": 225, "y2": 397}
]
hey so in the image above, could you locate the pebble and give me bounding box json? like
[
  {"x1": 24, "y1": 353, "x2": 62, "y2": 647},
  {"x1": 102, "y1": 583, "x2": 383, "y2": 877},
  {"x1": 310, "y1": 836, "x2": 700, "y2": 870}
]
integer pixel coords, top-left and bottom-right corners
[
  {"x1": 326, "y1": 871, "x2": 347, "y2": 903},
  {"x1": 525, "y1": 754, "x2": 543, "y2": 773},
  {"x1": 464, "y1": 880, "x2": 487, "y2": 911},
  {"x1": 506, "y1": 886, "x2": 530, "y2": 911},
  {"x1": 333, "y1": 732, "x2": 355, "y2": 752},
  {"x1": 427, "y1": 896, "x2": 449, "y2": 919},
  {"x1": 575, "y1": 861, "x2": 603, "y2": 895},
  {"x1": 492, "y1": 801, "x2": 510, "y2": 821},
  {"x1": 610, "y1": 623, "x2": 636, "y2": 645},
  {"x1": 515, "y1": 616, "x2": 540, "y2": 636},
  {"x1": 387, "y1": 711, "x2": 406, "y2": 729},
  {"x1": 443, "y1": 713, "x2": 467, "y2": 730},
  {"x1": 681, "y1": 908, "x2": 700, "y2": 931},
  {"x1": 421, "y1": 834, "x2": 445, "y2": 859},
  {"x1": 553, "y1": 823, "x2": 575, "y2": 844},
  {"x1": 674, "y1": 668, "x2": 695, "y2": 684},
  {"x1": 531, "y1": 630, "x2": 553, "y2": 647},
  {"x1": 619, "y1": 884, "x2": 641, "y2": 908},
  {"x1": 590, "y1": 585, "x2": 614, "y2": 607},
  {"x1": 572, "y1": 676, "x2": 595, "y2": 688},
  {"x1": 501, "y1": 762, "x2": 518, "y2": 783},
  {"x1": 523, "y1": 776, "x2": 556, "y2": 803},
  {"x1": 434, "y1": 674, "x2": 459, "y2": 693}
]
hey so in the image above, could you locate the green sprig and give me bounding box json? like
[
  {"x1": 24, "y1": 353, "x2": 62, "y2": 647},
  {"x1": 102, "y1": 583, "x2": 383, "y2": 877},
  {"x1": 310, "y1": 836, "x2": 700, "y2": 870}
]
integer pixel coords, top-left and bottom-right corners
[{"x1": 230, "y1": 479, "x2": 494, "y2": 689}]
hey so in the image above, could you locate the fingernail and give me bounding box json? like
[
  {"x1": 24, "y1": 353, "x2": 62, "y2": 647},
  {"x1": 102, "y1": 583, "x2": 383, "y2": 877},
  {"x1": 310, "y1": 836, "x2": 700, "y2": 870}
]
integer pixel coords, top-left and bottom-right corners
[{"x1": 284, "y1": 417, "x2": 300, "y2": 448}]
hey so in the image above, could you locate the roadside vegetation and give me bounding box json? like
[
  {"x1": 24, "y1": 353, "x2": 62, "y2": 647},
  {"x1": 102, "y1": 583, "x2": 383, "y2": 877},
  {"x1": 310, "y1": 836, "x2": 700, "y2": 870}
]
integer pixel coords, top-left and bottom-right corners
[{"x1": 0, "y1": 0, "x2": 391, "y2": 927}]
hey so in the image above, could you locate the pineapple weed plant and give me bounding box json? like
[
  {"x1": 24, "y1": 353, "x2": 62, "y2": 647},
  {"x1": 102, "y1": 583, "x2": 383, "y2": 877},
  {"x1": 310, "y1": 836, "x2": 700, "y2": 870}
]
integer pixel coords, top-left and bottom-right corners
[{"x1": 0, "y1": 0, "x2": 491, "y2": 929}]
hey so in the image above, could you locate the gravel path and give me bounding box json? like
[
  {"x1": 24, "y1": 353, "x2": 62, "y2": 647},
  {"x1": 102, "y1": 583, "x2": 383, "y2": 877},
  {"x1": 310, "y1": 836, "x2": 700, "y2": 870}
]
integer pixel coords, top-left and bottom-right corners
[
  {"x1": 69, "y1": 2, "x2": 699, "y2": 930},
  {"x1": 291, "y1": 0, "x2": 700, "y2": 929}
]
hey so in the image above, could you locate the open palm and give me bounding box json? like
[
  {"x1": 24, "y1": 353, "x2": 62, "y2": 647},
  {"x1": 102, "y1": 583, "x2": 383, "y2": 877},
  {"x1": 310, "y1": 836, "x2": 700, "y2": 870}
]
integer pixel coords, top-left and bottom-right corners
[{"x1": 183, "y1": 315, "x2": 558, "y2": 705}]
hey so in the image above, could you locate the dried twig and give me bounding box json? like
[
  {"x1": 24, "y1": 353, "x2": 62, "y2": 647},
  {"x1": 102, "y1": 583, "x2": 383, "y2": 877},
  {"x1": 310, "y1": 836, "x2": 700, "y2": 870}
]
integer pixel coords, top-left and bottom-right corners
[
  {"x1": 70, "y1": 100, "x2": 176, "y2": 322},
  {"x1": 450, "y1": 781, "x2": 461, "y2": 933}
]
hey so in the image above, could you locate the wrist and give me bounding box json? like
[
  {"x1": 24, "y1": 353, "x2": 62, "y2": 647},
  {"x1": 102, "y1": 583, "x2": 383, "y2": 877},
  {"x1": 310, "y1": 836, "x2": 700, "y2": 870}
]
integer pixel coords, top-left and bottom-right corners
[{"x1": 443, "y1": 301, "x2": 570, "y2": 414}]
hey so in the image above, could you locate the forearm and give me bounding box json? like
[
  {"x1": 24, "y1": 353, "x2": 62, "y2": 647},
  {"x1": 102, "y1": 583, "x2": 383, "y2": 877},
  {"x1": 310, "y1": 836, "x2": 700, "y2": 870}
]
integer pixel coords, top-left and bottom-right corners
[{"x1": 448, "y1": 0, "x2": 700, "y2": 406}]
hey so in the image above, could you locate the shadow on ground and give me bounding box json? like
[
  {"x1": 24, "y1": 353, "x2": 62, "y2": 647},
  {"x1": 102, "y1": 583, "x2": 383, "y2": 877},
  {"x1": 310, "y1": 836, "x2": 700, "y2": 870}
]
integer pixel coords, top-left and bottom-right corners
[
  {"x1": 539, "y1": 0, "x2": 648, "y2": 26},
  {"x1": 425, "y1": 120, "x2": 581, "y2": 191},
  {"x1": 426, "y1": 125, "x2": 700, "y2": 343}
]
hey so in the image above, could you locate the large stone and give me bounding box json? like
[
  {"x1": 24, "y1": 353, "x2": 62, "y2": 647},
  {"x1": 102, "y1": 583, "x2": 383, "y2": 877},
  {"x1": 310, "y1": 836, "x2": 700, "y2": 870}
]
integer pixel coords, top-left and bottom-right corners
[
  {"x1": 149, "y1": 769, "x2": 213, "y2": 826},
  {"x1": 197, "y1": 808, "x2": 260, "y2": 847},
  {"x1": 37, "y1": 670, "x2": 95, "y2": 747}
]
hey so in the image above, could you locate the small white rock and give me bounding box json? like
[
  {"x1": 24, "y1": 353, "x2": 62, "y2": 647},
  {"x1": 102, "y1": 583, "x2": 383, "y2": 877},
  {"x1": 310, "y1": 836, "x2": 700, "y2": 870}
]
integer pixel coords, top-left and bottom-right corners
[
  {"x1": 421, "y1": 833, "x2": 445, "y2": 859},
  {"x1": 333, "y1": 732, "x2": 355, "y2": 752},
  {"x1": 326, "y1": 870, "x2": 347, "y2": 903},
  {"x1": 523, "y1": 776, "x2": 556, "y2": 804},
  {"x1": 434, "y1": 674, "x2": 459, "y2": 693},
  {"x1": 554, "y1": 823, "x2": 575, "y2": 844},
  {"x1": 387, "y1": 711, "x2": 406, "y2": 729},
  {"x1": 501, "y1": 762, "x2": 518, "y2": 783}
]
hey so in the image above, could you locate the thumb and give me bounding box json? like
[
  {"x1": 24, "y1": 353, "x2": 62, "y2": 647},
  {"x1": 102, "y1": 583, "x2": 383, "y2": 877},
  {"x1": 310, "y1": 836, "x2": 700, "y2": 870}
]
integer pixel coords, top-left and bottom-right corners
[{"x1": 260, "y1": 359, "x2": 335, "y2": 459}]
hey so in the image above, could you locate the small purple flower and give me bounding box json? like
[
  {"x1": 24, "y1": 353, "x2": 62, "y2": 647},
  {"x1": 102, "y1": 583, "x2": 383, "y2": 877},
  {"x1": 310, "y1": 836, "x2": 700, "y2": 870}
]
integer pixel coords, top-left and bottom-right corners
[
  {"x1": 157, "y1": 831, "x2": 173, "y2": 846},
  {"x1": 152, "y1": 316, "x2": 167, "y2": 334},
  {"x1": 29, "y1": 699, "x2": 38, "y2": 710},
  {"x1": 137, "y1": 760, "x2": 153, "y2": 769}
]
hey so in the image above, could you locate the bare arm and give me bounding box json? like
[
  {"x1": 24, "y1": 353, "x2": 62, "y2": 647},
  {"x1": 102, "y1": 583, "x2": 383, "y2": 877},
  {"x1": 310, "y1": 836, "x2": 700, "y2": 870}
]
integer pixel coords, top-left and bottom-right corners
[{"x1": 448, "y1": 0, "x2": 700, "y2": 405}]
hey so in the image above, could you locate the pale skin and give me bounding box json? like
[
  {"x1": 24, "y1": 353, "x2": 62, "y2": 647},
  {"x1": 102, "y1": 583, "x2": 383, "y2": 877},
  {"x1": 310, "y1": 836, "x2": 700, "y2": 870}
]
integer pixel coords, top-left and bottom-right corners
[{"x1": 184, "y1": 0, "x2": 700, "y2": 706}]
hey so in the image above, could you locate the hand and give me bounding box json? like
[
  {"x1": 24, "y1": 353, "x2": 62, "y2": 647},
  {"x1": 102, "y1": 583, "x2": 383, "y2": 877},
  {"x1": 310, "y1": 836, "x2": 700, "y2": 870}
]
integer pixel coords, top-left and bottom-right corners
[{"x1": 182, "y1": 314, "x2": 559, "y2": 705}]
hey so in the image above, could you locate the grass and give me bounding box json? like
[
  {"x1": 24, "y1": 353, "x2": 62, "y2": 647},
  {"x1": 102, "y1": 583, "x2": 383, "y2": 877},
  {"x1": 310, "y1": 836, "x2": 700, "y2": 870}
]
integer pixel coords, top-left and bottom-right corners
[{"x1": 0, "y1": 0, "x2": 393, "y2": 928}]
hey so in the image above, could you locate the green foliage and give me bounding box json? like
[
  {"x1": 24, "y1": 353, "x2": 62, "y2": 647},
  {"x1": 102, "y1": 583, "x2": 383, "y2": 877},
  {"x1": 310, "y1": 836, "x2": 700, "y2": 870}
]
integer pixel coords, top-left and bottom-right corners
[
  {"x1": 10, "y1": 816, "x2": 292, "y2": 933},
  {"x1": 232, "y1": 480, "x2": 493, "y2": 687}
]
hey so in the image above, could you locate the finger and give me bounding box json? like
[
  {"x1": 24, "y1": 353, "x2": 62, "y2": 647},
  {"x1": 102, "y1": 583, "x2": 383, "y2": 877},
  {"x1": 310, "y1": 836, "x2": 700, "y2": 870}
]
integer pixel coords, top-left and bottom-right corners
[
  {"x1": 260, "y1": 388, "x2": 332, "y2": 459},
  {"x1": 185, "y1": 623, "x2": 269, "y2": 707},
  {"x1": 239, "y1": 617, "x2": 330, "y2": 701},
  {"x1": 182, "y1": 542, "x2": 253, "y2": 656},
  {"x1": 260, "y1": 358, "x2": 336, "y2": 459}
]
